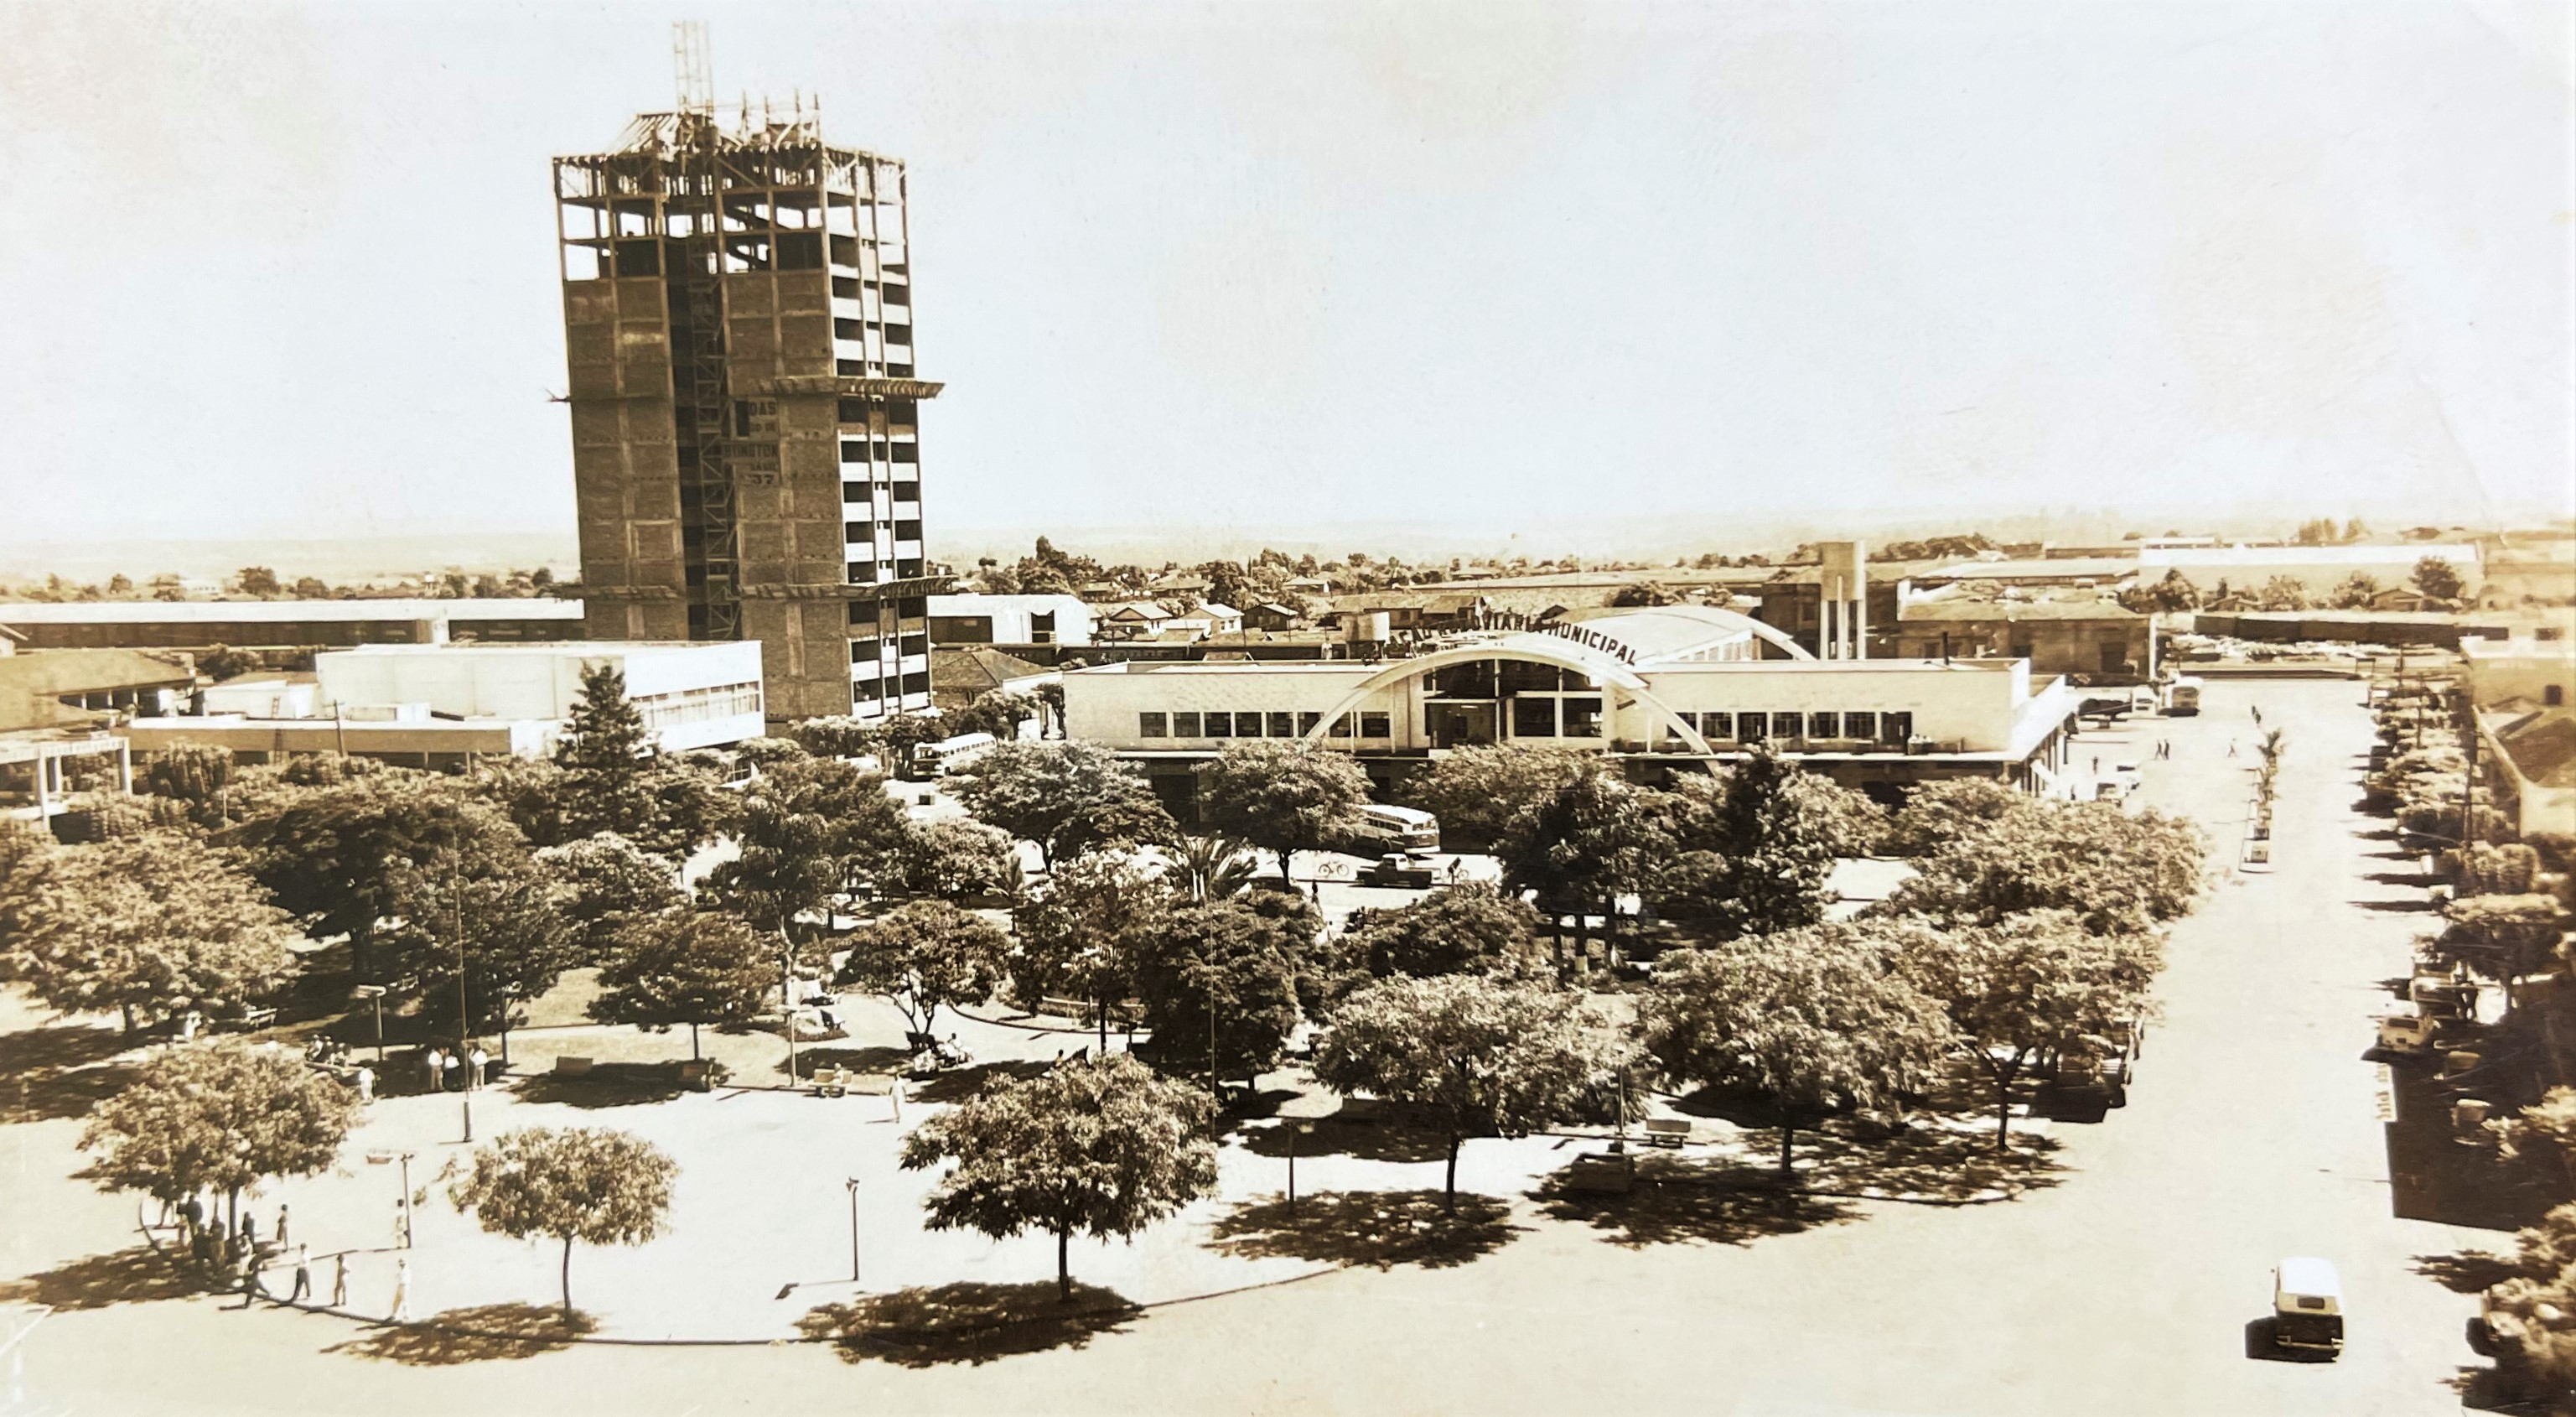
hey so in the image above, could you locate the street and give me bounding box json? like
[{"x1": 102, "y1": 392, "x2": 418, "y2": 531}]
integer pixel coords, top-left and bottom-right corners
[{"x1": 3, "y1": 676, "x2": 2503, "y2": 1414}]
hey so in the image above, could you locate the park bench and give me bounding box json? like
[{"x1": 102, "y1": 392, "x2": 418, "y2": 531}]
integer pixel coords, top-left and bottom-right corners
[{"x1": 1641, "y1": 1119, "x2": 1691, "y2": 1149}]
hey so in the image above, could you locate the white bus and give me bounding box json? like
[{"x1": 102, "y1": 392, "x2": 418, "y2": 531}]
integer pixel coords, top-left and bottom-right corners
[
  {"x1": 1349, "y1": 803, "x2": 1440, "y2": 858},
  {"x1": 908, "y1": 732, "x2": 997, "y2": 780}
]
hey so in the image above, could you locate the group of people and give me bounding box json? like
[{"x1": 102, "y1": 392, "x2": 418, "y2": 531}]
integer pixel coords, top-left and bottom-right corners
[
  {"x1": 417, "y1": 1045, "x2": 490, "y2": 1094},
  {"x1": 167, "y1": 1193, "x2": 411, "y2": 1319}
]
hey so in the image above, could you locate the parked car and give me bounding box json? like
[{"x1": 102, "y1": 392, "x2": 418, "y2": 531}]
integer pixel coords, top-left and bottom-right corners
[{"x1": 1357, "y1": 854, "x2": 1438, "y2": 889}]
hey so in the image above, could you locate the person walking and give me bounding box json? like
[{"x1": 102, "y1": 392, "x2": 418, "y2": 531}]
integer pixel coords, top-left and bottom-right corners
[
  {"x1": 288, "y1": 1245, "x2": 312, "y2": 1303},
  {"x1": 2252, "y1": 704, "x2": 2263, "y2": 725},
  {"x1": 274, "y1": 1203, "x2": 290, "y2": 1248},
  {"x1": 468, "y1": 1046, "x2": 490, "y2": 1088},
  {"x1": 422, "y1": 1048, "x2": 445, "y2": 1095},
  {"x1": 389, "y1": 1255, "x2": 411, "y2": 1323},
  {"x1": 2227, "y1": 740, "x2": 2238, "y2": 758},
  {"x1": 330, "y1": 1252, "x2": 349, "y2": 1308},
  {"x1": 355, "y1": 1065, "x2": 375, "y2": 1104},
  {"x1": 179, "y1": 1192, "x2": 203, "y2": 1240}
]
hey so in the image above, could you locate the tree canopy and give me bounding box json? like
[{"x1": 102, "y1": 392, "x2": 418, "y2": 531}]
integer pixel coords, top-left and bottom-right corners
[
  {"x1": 701, "y1": 757, "x2": 909, "y2": 947},
  {"x1": 1405, "y1": 745, "x2": 1594, "y2": 844},
  {"x1": 1887, "y1": 910, "x2": 2160, "y2": 1150},
  {"x1": 244, "y1": 776, "x2": 521, "y2": 976},
  {"x1": 900, "y1": 1053, "x2": 1218, "y2": 1300},
  {"x1": 536, "y1": 833, "x2": 684, "y2": 963},
  {"x1": 80, "y1": 1041, "x2": 359, "y2": 1207},
  {"x1": 590, "y1": 910, "x2": 778, "y2": 1058},
  {"x1": 1345, "y1": 882, "x2": 1542, "y2": 981},
  {"x1": 1640, "y1": 927, "x2": 1954, "y2": 1173},
  {"x1": 896, "y1": 819, "x2": 1021, "y2": 901},
  {"x1": 1655, "y1": 750, "x2": 1884, "y2": 940},
  {"x1": 376, "y1": 843, "x2": 577, "y2": 1038},
  {"x1": 1196, "y1": 741, "x2": 1374, "y2": 886},
  {"x1": 836, "y1": 900, "x2": 1011, "y2": 1044},
  {"x1": 1008, "y1": 850, "x2": 1174, "y2": 1044},
  {"x1": 3, "y1": 834, "x2": 299, "y2": 1035},
  {"x1": 951, "y1": 740, "x2": 1174, "y2": 869},
  {"x1": 445, "y1": 1127, "x2": 677, "y2": 1322},
  {"x1": 1877, "y1": 794, "x2": 2205, "y2": 936},
  {"x1": 1312, "y1": 973, "x2": 1618, "y2": 1204},
  {"x1": 1127, "y1": 898, "x2": 1310, "y2": 1091}
]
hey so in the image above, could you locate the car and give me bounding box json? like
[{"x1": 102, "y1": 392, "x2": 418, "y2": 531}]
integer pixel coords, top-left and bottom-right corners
[
  {"x1": 2271, "y1": 1258, "x2": 2344, "y2": 1359},
  {"x1": 1357, "y1": 854, "x2": 1437, "y2": 889}
]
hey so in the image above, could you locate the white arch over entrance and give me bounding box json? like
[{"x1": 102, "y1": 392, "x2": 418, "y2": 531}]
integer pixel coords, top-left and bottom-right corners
[{"x1": 1299, "y1": 636, "x2": 1715, "y2": 755}]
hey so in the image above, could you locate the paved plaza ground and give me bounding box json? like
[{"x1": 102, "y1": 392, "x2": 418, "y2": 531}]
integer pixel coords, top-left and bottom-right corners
[{"x1": 0, "y1": 677, "x2": 2520, "y2": 1414}]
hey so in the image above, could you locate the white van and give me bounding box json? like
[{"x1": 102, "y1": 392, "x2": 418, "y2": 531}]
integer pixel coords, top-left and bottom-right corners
[{"x1": 2272, "y1": 1258, "x2": 2344, "y2": 1357}]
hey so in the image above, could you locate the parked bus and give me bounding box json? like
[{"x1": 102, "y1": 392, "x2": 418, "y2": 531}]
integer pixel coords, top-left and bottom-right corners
[
  {"x1": 906, "y1": 732, "x2": 997, "y2": 781},
  {"x1": 2164, "y1": 677, "x2": 2203, "y2": 717},
  {"x1": 1348, "y1": 803, "x2": 1440, "y2": 859}
]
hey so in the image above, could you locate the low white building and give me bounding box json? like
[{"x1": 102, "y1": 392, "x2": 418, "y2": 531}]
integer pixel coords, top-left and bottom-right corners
[
  {"x1": 2138, "y1": 543, "x2": 2483, "y2": 598},
  {"x1": 125, "y1": 641, "x2": 765, "y2": 769},
  {"x1": 927, "y1": 594, "x2": 1094, "y2": 647},
  {"x1": 1060, "y1": 605, "x2": 2086, "y2": 811},
  {"x1": 2461, "y1": 636, "x2": 2576, "y2": 711}
]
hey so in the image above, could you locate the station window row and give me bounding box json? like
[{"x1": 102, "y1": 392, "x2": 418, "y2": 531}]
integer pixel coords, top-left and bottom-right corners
[
  {"x1": 1668, "y1": 710, "x2": 1913, "y2": 744},
  {"x1": 1138, "y1": 710, "x2": 1391, "y2": 740}
]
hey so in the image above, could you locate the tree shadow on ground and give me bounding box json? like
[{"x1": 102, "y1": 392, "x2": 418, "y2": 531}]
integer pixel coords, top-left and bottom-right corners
[
  {"x1": 2447, "y1": 1363, "x2": 2554, "y2": 1413},
  {"x1": 0, "y1": 1246, "x2": 201, "y2": 1310},
  {"x1": 509, "y1": 1065, "x2": 686, "y2": 1108},
  {"x1": 1531, "y1": 1161, "x2": 1863, "y2": 1249},
  {"x1": 1231, "y1": 1114, "x2": 1453, "y2": 1165},
  {"x1": 795, "y1": 1281, "x2": 1138, "y2": 1367},
  {"x1": 0, "y1": 1021, "x2": 138, "y2": 1124},
  {"x1": 324, "y1": 1304, "x2": 597, "y2": 1366},
  {"x1": 1792, "y1": 1122, "x2": 2067, "y2": 1202},
  {"x1": 904, "y1": 1060, "x2": 1061, "y2": 1104},
  {"x1": 2363, "y1": 870, "x2": 2439, "y2": 887},
  {"x1": 1208, "y1": 1189, "x2": 1520, "y2": 1269},
  {"x1": 798, "y1": 1045, "x2": 911, "y2": 1075},
  {"x1": 2353, "y1": 897, "x2": 2440, "y2": 913},
  {"x1": 2416, "y1": 1249, "x2": 2525, "y2": 1294}
]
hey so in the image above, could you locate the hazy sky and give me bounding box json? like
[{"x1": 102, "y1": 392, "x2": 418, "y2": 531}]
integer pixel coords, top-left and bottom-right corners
[{"x1": 1, "y1": 1, "x2": 2568, "y2": 557}]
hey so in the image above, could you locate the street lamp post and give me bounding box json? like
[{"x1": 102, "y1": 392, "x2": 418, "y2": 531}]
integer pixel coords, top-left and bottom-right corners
[
  {"x1": 845, "y1": 1178, "x2": 862, "y2": 1284},
  {"x1": 453, "y1": 866, "x2": 473, "y2": 1145}
]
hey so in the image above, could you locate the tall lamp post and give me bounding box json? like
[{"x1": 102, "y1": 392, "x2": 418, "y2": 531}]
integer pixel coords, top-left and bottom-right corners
[
  {"x1": 450, "y1": 855, "x2": 472, "y2": 1144},
  {"x1": 844, "y1": 1178, "x2": 863, "y2": 1285}
]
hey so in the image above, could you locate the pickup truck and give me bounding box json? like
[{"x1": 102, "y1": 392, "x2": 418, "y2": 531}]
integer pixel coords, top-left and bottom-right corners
[{"x1": 1356, "y1": 855, "x2": 1437, "y2": 889}]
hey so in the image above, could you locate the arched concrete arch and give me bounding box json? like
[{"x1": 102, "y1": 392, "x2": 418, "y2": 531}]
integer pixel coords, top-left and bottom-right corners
[{"x1": 1299, "y1": 638, "x2": 1714, "y2": 755}]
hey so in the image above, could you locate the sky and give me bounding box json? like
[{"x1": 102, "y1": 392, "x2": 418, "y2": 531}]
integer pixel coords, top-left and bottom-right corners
[{"x1": 0, "y1": 0, "x2": 2568, "y2": 563}]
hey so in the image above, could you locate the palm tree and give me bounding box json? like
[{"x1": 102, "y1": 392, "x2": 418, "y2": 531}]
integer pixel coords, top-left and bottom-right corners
[{"x1": 1174, "y1": 834, "x2": 1257, "y2": 904}]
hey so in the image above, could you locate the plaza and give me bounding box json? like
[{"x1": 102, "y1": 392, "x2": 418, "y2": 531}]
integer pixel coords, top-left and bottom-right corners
[{"x1": 0, "y1": 677, "x2": 2514, "y2": 1414}]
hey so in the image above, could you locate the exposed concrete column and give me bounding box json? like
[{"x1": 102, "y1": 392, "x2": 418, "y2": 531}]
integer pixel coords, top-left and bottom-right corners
[{"x1": 117, "y1": 741, "x2": 132, "y2": 793}]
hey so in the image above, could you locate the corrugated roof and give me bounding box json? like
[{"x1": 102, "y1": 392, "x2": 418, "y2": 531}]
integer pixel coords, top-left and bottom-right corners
[
  {"x1": 1900, "y1": 598, "x2": 2143, "y2": 624},
  {"x1": 2496, "y1": 709, "x2": 2576, "y2": 789}
]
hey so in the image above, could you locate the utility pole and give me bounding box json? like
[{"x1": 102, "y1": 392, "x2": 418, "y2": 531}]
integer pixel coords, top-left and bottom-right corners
[
  {"x1": 782, "y1": 933, "x2": 800, "y2": 1084},
  {"x1": 845, "y1": 1178, "x2": 862, "y2": 1284}
]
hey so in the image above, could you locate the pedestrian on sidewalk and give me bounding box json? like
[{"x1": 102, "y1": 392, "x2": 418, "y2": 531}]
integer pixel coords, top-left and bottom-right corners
[
  {"x1": 330, "y1": 1253, "x2": 349, "y2": 1308},
  {"x1": 178, "y1": 1192, "x2": 202, "y2": 1238},
  {"x1": 355, "y1": 1065, "x2": 375, "y2": 1104},
  {"x1": 2227, "y1": 740, "x2": 2238, "y2": 758},
  {"x1": 390, "y1": 1256, "x2": 410, "y2": 1323},
  {"x1": 288, "y1": 1245, "x2": 312, "y2": 1303},
  {"x1": 422, "y1": 1048, "x2": 445, "y2": 1094},
  {"x1": 469, "y1": 1046, "x2": 490, "y2": 1087},
  {"x1": 2252, "y1": 704, "x2": 2263, "y2": 725},
  {"x1": 274, "y1": 1203, "x2": 290, "y2": 1248}
]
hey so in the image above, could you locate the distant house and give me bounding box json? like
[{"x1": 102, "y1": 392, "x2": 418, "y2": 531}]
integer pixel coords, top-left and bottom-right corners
[
  {"x1": 1242, "y1": 601, "x2": 1306, "y2": 631},
  {"x1": 1096, "y1": 603, "x2": 1175, "y2": 641},
  {"x1": 1895, "y1": 590, "x2": 2155, "y2": 683},
  {"x1": 1320, "y1": 592, "x2": 1491, "y2": 635},
  {"x1": 1164, "y1": 602, "x2": 1244, "y2": 639},
  {"x1": 2367, "y1": 586, "x2": 2446, "y2": 614}
]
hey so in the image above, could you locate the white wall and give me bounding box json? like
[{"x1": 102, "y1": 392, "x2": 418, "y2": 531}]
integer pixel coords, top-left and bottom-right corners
[
  {"x1": 315, "y1": 641, "x2": 765, "y2": 750},
  {"x1": 928, "y1": 594, "x2": 1096, "y2": 646}
]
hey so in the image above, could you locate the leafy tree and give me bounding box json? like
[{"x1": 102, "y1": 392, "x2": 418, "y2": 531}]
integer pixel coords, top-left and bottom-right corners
[
  {"x1": 1492, "y1": 763, "x2": 1673, "y2": 968},
  {"x1": 1008, "y1": 851, "x2": 1174, "y2": 1046},
  {"x1": 80, "y1": 1041, "x2": 359, "y2": 1224},
  {"x1": 1313, "y1": 973, "x2": 1618, "y2": 1206},
  {"x1": 1608, "y1": 582, "x2": 1678, "y2": 607},
  {"x1": 701, "y1": 757, "x2": 909, "y2": 950},
  {"x1": 1197, "y1": 741, "x2": 1373, "y2": 888},
  {"x1": 2256, "y1": 575, "x2": 2310, "y2": 612},
  {"x1": 1128, "y1": 899, "x2": 1307, "y2": 1092},
  {"x1": 900, "y1": 1053, "x2": 1217, "y2": 1300},
  {"x1": 3, "y1": 834, "x2": 298, "y2": 1036},
  {"x1": 1406, "y1": 745, "x2": 1594, "y2": 844},
  {"x1": 1889, "y1": 910, "x2": 2162, "y2": 1150},
  {"x1": 1879, "y1": 777, "x2": 2028, "y2": 857},
  {"x1": 142, "y1": 745, "x2": 235, "y2": 806},
  {"x1": 535, "y1": 833, "x2": 683, "y2": 962},
  {"x1": 1656, "y1": 750, "x2": 1884, "y2": 940},
  {"x1": 951, "y1": 740, "x2": 1174, "y2": 870},
  {"x1": 2435, "y1": 894, "x2": 2569, "y2": 1007},
  {"x1": 897, "y1": 819, "x2": 1020, "y2": 901},
  {"x1": 1640, "y1": 927, "x2": 1954, "y2": 1174},
  {"x1": 376, "y1": 842, "x2": 576, "y2": 1041},
  {"x1": 2330, "y1": 572, "x2": 2380, "y2": 609},
  {"x1": 2492, "y1": 1088, "x2": 2576, "y2": 1197},
  {"x1": 2412, "y1": 555, "x2": 2466, "y2": 602},
  {"x1": 785, "y1": 715, "x2": 884, "y2": 761},
  {"x1": 195, "y1": 644, "x2": 262, "y2": 683},
  {"x1": 590, "y1": 910, "x2": 776, "y2": 1058},
  {"x1": 1345, "y1": 882, "x2": 1542, "y2": 980},
  {"x1": 233, "y1": 566, "x2": 282, "y2": 597},
  {"x1": 1877, "y1": 797, "x2": 2205, "y2": 936},
  {"x1": 836, "y1": 900, "x2": 1010, "y2": 1043},
  {"x1": 446, "y1": 1127, "x2": 677, "y2": 1323},
  {"x1": 246, "y1": 776, "x2": 521, "y2": 977}
]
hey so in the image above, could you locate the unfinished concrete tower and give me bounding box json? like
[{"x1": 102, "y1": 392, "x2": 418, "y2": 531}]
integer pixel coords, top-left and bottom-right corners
[{"x1": 554, "y1": 25, "x2": 939, "y2": 723}]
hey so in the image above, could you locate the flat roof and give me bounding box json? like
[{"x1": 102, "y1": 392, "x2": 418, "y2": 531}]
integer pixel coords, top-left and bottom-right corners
[
  {"x1": 326, "y1": 640, "x2": 733, "y2": 657},
  {"x1": 0, "y1": 598, "x2": 586, "y2": 625}
]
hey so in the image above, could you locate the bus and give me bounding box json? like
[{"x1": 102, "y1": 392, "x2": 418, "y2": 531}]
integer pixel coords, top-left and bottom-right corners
[
  {"x1": 906, "y1": 732, "x2": 997, "y2": 781},
  {"x1": 1349, "y1": 803, "x2": 1441, "y2": 859},
  {"x1": 2164, "y1": 677, "x2": 2203, "y2": 717}
]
